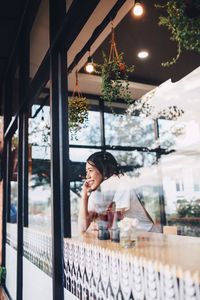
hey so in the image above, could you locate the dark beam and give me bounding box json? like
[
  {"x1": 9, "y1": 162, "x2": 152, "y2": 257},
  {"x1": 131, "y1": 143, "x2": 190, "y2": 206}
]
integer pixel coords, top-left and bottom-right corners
[{"x1": 68, "y1": 0, "x2": 126, "y2": 72}]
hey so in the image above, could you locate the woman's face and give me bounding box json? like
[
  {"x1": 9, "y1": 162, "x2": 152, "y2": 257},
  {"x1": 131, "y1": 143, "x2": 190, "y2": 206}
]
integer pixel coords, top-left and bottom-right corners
[{"x1": 86, "y1": 162, "x2": 103, "y2": 191}]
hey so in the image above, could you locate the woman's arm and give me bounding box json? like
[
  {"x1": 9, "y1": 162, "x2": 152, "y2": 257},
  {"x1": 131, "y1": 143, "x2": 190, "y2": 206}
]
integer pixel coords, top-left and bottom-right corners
[
  {"x1": 78, "y1": 185, "x2": 89, "y2": 234},
  {"x1": 78, "y1": 181, "x2": 97, "y2": 234}
]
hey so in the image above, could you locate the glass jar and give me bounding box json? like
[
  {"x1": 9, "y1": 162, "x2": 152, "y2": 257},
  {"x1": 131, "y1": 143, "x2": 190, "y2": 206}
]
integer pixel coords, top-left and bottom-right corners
[
  {"x1": 110, "y1": 226, "x2": 120, "y2": 243},
  {"x1": 98, "y1": 225, "x2": 110, "y2": 240},
  {"x1": 120, "y1": 227, "x2": 137, "y2": 248},
  {"x1": 97, "y1": 219, "x2": 110, "y2": 240}
]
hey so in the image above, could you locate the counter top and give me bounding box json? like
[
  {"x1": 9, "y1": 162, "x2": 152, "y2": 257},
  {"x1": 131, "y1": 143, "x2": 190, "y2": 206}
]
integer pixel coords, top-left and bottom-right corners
[
  {"x1": 65, "y1": 231, "x2": 200, "y2": 299},
  {"x1": 76, "y1": 231, "x2": 200, "y2": 278}
]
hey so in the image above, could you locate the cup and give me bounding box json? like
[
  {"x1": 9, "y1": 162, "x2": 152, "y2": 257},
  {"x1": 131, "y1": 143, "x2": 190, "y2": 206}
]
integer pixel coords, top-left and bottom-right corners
[{"x1": 97, "y1": 220, "x2": 110, "y2": 240}]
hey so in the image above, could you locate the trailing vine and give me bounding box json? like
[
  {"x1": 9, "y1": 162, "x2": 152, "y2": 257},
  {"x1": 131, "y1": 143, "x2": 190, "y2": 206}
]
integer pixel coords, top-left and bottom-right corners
[{"x1": 155, "y1": 0, "x2": 200, "y2": 66}]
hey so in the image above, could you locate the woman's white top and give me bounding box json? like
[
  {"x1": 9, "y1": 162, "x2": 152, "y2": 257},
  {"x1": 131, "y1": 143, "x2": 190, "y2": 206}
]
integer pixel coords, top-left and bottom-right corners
[{"x1": 88, "y1": 174, "x2": 155, "y2": 232}]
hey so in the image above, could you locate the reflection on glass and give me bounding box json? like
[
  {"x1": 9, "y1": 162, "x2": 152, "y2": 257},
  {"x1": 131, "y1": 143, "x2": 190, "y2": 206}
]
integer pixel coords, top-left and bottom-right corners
[
  {"x1": 28, "y1": 104, "x2": 51, "y2": 233},
  {"x1": 105, "y1": 112, "x2": 155, "y2": 148},
  {"x1": 109, "y1": 150, "x2": 156, "y2": 171},
  {"x1": 161, "y1": 152, "x2": 200, "y2": 236},
  {"x1": 70, "y1": 148, "x2": 98, "y2": 162},
  {"x1": 70, "y1": 181, "x2": 83, "y2": 237},
  {"x1": 69, "y1": 148, "x2": 99, "y2": 236},
  {"x1": 158, "y1": 110, "x2": 200, "y2": 236},
  {"x1": 69, "y1": 147, "x2": 160, "y2": 236},
  {"x1": 108, "y1": 150, "x2": 159, "y2": 224}
]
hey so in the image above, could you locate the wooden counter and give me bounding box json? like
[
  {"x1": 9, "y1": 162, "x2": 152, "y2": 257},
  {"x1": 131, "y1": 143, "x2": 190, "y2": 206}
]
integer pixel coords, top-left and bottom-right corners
[
  {"x1": 77, "y1": 231, "x2": 200, "y2": 278},
  {"x1": 64, "y1": 231, "x2": 200, "y2": 300}
]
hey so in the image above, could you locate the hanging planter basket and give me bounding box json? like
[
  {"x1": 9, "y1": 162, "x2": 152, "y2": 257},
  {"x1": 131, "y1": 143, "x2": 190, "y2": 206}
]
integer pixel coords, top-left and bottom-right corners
[
  {"x1": 97, "y1": 24, "x2": 134, "y2": 110},
  {"x1": 69, "y1": 71, "x2": 88, "y2": 140},
  {"x1": 155, "y1": 0, "x2": 200, "y2": 66}
]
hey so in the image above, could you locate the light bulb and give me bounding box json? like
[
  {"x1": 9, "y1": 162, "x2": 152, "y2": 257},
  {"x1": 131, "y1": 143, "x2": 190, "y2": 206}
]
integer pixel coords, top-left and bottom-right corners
[
  {"x1": 137, "y1": 51, "x2": 149, "y2": 59},
  {"x1": 85, "y1": 55, "x2": 95, "y2": 73},
  {"x1": 85, "y1": 62, "x2": 94, "y2": 73},
  {"x1": 133, "y1": 1, "x2": 144, "y2": 16}
]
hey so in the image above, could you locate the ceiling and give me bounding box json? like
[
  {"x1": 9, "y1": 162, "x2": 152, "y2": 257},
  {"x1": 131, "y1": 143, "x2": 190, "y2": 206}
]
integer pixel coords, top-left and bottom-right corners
[
  {"x1": 92, "y1": 0, "x2": 200, "y2": 86},
  {"x1": 0, "y1": 0, "x2": 200, "y2": 109}
]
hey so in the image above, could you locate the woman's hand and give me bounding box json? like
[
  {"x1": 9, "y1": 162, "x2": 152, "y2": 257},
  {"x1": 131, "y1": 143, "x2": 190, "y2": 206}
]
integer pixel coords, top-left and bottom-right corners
[{"x1": 82, "y1": 180, "x2": 92, "y2": 197}]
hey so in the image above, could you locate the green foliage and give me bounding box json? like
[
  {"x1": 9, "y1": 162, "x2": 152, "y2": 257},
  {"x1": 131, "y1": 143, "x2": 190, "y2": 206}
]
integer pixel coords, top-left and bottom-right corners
[
  {"x1": 97, "y1": 52, "x2": 134, "y2": 110},
  {"x1": 155, "y1": 0, "x2": 200, "y2": 66},
  {"x1": 69, "y1": 96, "x2": 89, "y2": 140},
  {"x1": 177, "y1": 199, "x2": 200, "y2": 217},
  {"x1": 0, "y1": 266, "x2": 6, "y2": 284}
]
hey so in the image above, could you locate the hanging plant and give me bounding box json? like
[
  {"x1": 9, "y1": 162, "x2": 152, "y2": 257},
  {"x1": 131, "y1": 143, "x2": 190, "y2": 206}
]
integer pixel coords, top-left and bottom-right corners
[
  {"x1": 127, "y1": 89, "x2": 156, "y2": 117},
  {"x1": 69, "y1": 71, "x2": 89, "y2": 140},
  {"x1": 155, "y1": 0, "x2": 200, "y2": 66},
  {"x1": 127, "y1": 89, "x2": 184, "y2": 121},
  {"x1": 157, "y1": 105, "x2": 184, "y2": 120},
  {"x1": 97, "y1": 24, "x2": 134, "y2": 111}
]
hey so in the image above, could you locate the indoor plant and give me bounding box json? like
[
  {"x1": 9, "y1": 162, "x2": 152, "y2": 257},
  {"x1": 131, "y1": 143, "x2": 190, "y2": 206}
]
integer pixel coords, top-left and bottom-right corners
[
  {"x1": 69, "y1": 71, "x2": 89, "y2": 139},
  {"x1": 69, "y1": 95, "x2": 88, "y2": 139},
  {"x1": 155, "y1": 0, "x2": 200, "y2": 66},
  {"x1": 97, "y1": 25, "x2": 134, "y2": 110}
]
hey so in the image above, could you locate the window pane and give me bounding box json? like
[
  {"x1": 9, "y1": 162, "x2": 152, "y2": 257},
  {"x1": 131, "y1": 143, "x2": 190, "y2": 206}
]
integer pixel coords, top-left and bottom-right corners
[
  {"x1": 104, "y1": 150, "x2": 160, "y2": 224},
  {"x1": 69, "y1": 105, "x2": 101, "y2": 146},
  {"x1": 157, "y1": 91, "x2": 200, "y2": 236},
  {"x1": 70, "y1": 147, "x2": 99, "y2": 162},
  {"x1": 28, "y1": 104, "x2": 51, "y2": 233},
  {"x1": 105, "y1": 112, "x2": 155, "y2": 148},
  {"x1": 161, "y1": 152, "x2": 200, "y2": 236},
  {"x1": 69, "y1": 147, "x2": 99, "y2": 236}
]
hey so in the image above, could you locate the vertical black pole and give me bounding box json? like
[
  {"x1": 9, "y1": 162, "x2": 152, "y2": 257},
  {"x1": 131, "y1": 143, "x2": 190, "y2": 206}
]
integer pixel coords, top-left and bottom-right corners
[
  {"x1": 16, "y1": 26, "x2": 30, "y2": 300},
  {"x1": 49, "y1": 0, "x2": 70, "y2": 299},
  {"x1": 17, "y1": 114, "x2": 23, "y2": 300},
  {"x1": 22, "y1": 111, "x2": 29, "y2": 228},
  {"x1": 2, "y1": 140, "x2": 11, "y2": 268},
  {"x1": 59, "y1": 51, "x2": 71, "y2": 238}
]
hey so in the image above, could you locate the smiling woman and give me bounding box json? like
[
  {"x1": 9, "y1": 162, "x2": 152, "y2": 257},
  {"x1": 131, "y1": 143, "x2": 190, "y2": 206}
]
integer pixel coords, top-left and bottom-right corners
[{"x1": 78, "y1": 151, "x2": 160, "y2": 234}]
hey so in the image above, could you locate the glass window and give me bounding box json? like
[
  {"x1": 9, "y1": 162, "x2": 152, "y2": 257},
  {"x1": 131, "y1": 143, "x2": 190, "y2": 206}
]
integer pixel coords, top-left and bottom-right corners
[
  {"x1": 108, "y1": 150, "x2": 159, "y2": 223},
  {"x1": 69, "y1": 147, "x2": 99, "y2": 162},
  {"x1": 69, "y1": 108, "x2": 101, "y2": 146},
  {"x1": 24, "y1": 86, "x2": 53, "y2": 299},
  {"x1": 105, "y1": 112, "x2": 155, "y2": 148},
  {"x1": 161, "y1": 152, "x2": 200, "y2": 237},
  {"x1": 28, "y1": 103, "x2": 51, "y2": 233},
  {"x1": 158, "y1": 118, "x2": 200, "y2": 151},
  {"x1": 69, "y1": 147, "x2": 99, "y2": 236}
]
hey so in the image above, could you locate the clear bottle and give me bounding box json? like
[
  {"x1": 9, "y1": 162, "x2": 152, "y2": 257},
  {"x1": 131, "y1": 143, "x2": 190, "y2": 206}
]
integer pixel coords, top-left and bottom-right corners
[{"x1": 110, "y1": 202, "x2": 120, "y2": 243}]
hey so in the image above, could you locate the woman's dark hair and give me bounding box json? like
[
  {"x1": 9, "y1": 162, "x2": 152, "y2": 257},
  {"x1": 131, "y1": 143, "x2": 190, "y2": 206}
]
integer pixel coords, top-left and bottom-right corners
[{"x1": 87, "y1": 151, "x2": 122, "y2": 178}]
